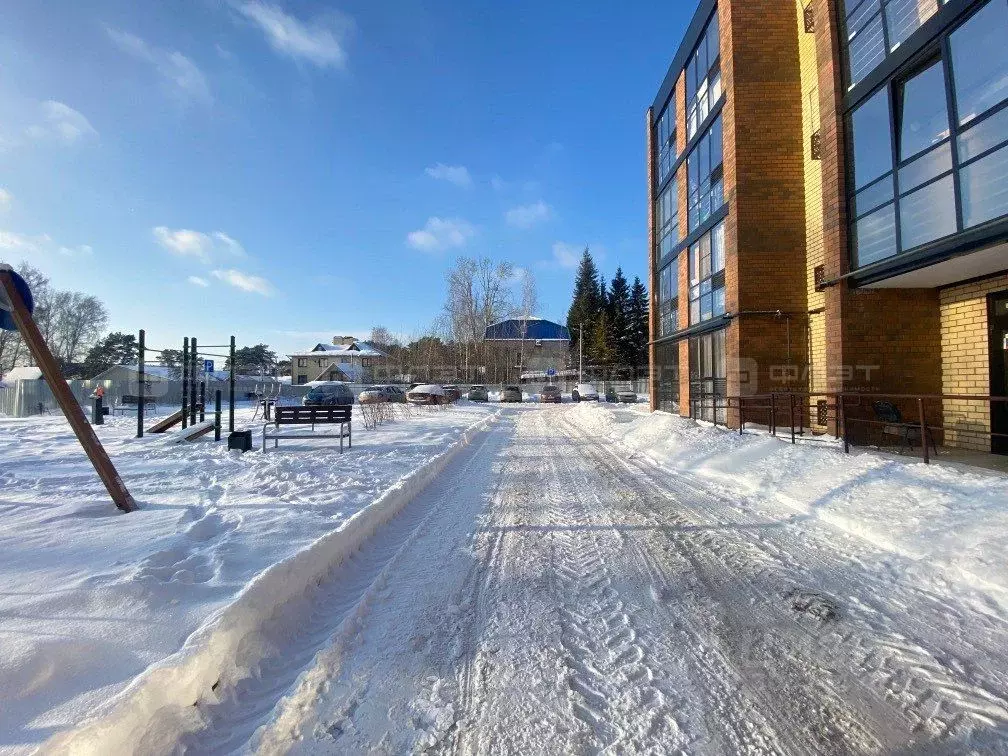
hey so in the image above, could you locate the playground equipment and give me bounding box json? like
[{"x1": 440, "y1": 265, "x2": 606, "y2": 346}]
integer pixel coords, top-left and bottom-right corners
[
  {"x1": 250, "y1": 380, "x2": 281, "y2": 422},
  {"x1": 0, "y1": 265, "x2": 136, "y2": 512},
  {"x1": 168, "y1": 420, "x2": 216, "y2": 444},
  {"x1": 136, "y1": 331, "x2": 237, "y2": 440}
]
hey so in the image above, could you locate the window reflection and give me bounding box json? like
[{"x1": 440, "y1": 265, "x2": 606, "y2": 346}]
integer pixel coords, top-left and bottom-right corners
[
  {"x1": 950, "y1": 0, "x2": 1008, "y2": 124},
  {"x1": 897, "y1": 60, "x2": 949, "y2": 159}
]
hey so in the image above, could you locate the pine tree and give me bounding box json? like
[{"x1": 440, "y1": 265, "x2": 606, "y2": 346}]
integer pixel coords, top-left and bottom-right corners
[
  {"x1": 566, "y1": 247, "x2": 601, "y2": 358},
  {"x1": 607, "y1": 267, "x2": 632, "y2": 371},
  {"x1": 629, "y1": 276, "x2": 649, "y2": 379}
]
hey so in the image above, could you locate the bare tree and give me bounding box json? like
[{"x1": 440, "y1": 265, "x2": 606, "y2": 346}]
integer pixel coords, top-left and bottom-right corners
[
  {"x1": 0, "y1": 263, "x2": 54, "y2": 370},
  {"x1": 51, "y1": 292, "x2": 108, "y2": 363}
]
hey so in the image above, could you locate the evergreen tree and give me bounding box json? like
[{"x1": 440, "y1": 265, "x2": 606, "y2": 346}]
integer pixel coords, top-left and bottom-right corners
[
  {"x1": 607, "y1": 267, "x2": 632, "y2": 370},
  {"x1": 589, "y1": 309, "x2": 615, "y2": 371},
  {"x1": 566, "y1": 247, "x2": 601, "y2": 358},
  {"x1": 629, "y1": 276, "x2": 649, "y2": 379},
  {"x1": 82, "y1": 332, "x2": 138, "y2": 378}
]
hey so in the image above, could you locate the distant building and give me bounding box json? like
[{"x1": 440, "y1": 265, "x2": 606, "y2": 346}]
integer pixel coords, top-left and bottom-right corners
[
  {"x1": 484, "y1": 317, "x2": 572, "y2": 382},
  {"x1": 1, "y1": 367, "x2": 44, "y2": 382},
  {"x1": 289, "y1": 337, "x2": 388, "y2": 385}
]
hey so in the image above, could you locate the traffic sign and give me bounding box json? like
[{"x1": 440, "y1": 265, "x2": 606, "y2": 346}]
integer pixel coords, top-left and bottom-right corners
[
  {"x1": 547, "y1": 368, "x2": 556, "y2": 377},
  {"x1": 0, "y1": 265, "x2": 33, "y2": 331},
  {"x1": 204, "y1": 359, "x2": 215, "y2": 373}
]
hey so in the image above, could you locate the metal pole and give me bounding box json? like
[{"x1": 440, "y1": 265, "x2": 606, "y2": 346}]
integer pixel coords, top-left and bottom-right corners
[
  {"x1": 182, "y1": 337, "x2": 189, "y2": 430},
  {"x1": 229, "y1": 335, "x2": 236, "y2": 433},
  {"x1": 739, "y1": 396, "x2": 744, "y2": 435},
  {"x1": 578, "y1": 323, "x2": 583, "y2": 382},
  {"x1": 0, "y1": 270, "x2": 136, "y2": 512},
  {"x1": 137, "y1": 329, "x2": 145, "y2": 438},
  {"x1": 190, "y1": 337, "x2": 198, "y2": 426},
  {"x1": 790, "y1": 392, "x2": 796, "y2": 445},
  {"x1": 199, "y1": 382, "x2": 205, "y2": 423},
  {"x1": 215, "y1": 389, "x2": 222, "y2": 442},
  {"x1": 840, "y1": 394, "x2": 850, "y2": 454},
  {"x1": 918, "y1": 397, "x2": 929, "y2": 464},
  {"x1": 770, "y1": 393, "x2": 776, "y2": 436}
]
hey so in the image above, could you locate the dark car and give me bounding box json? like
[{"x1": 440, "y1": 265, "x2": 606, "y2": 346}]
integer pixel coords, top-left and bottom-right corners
[
  {"x1": 539, "y1": 385, "x2": 562, "y2": 403},
  {"x1": 303, "y1": 381, "x2": 354, "y2": 407},
  {"x1": 442, "y1": 385, "x2": 463, "y2": 402},
  {"x1": 468, "y1": 384, "x2": 489, "y2": 402},
  {"x1": 571, "y1": 383, "x2": 599, "y2": 402}
]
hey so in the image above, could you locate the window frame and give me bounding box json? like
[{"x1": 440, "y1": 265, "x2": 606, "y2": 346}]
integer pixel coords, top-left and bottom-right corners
[
  {"x1": 845, "y1": 0, "x2": 1008, "y2": 272},
  {"x1": 685, "y1": 10, "x2": 723, "y2": 141},
  {"x1": 686, "y1": 115, "x2": 724, "y2": 233},
  {"x1": 688, "y1": 220, "x2": 726, "y2": 325}
]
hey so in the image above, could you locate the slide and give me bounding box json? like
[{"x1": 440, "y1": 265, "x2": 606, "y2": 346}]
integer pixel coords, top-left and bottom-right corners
[
  {"x1": 148, "y1": 405, "x2": 204, "y2": 434},
  {"x1": 168, "y1": 420, "x2": 216, "y2": 444}
]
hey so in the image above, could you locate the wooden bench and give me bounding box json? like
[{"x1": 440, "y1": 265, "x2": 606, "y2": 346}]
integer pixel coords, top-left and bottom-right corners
[
  {"x1": 112, "y1": 394, "x2": 158, "y2": 415},
  {"x1": 263, "y1": 405, "x2": 352, "y2": 452}
]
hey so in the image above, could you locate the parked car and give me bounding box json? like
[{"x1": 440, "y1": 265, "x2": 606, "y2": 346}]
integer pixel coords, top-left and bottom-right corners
[
  {"x1": 617, "y1": 390, "x2": 638, "y2": 403},
  {"x1": 406, "y1": 384, "x2": 447, "y2": 405},
  {"x1": 539, "y1": 385, "x2": 562, "y2": 403},
  {"x1": 604, "y1": 385, "x2": 618, "y2": 402},
  {"x1": 571, "y1": 383, "x2": 599, "y2": 402},
  {"x1": 358, "y1": 385, "x2": 406, "y2": 404},
  {"x1": 442, "y1": 385, "x2": 463, "y2": 402},
  {"x1": 303, "y1": 381, "x2": 354, "y2": 407},
  {"x1": 468, "y1": 384, "x2": 489, "y2": 402},
  {"x1": 501, "y1": 385, "x2": 523, "y2": 403}
]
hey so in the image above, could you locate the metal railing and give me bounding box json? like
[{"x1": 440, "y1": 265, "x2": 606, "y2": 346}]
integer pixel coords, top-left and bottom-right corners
[{"x1": 690, "y1": 391, "x2": 1008, "y2": 464}]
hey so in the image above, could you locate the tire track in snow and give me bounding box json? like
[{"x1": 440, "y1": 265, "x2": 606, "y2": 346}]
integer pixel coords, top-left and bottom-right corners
[{"x1": 561, "y1": 411, "x2": 1008, "y2": 752}]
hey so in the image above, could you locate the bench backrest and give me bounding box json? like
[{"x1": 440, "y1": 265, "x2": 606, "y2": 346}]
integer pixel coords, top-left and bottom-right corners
[
  {"x1": 274, "y1": 405, "x2": 351, "y2": 425},
  {"x1": 872, "y1": 400, "x2": 901, "y2": 423}
]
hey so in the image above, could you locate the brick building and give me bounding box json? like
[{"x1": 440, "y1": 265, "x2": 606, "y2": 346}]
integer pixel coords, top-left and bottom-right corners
[{"x1": 648, "y1": 0, "x2": 1008, "y2": 453}]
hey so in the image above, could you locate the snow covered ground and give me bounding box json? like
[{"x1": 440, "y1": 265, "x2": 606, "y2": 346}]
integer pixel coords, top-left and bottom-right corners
[
  {"x1": 2, "y1": 401, "x2": 1008, "y2": 754},
  {"x1": 0, "y1": 402, "x2": 496, "y2": 754}
]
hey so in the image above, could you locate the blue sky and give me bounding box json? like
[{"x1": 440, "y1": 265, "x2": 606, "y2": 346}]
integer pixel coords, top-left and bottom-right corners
[{"x1": 0, "y1": 0, "x2": 693, "y2": 357}]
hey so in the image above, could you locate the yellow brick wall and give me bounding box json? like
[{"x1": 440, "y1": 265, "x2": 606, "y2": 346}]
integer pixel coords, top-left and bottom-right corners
[
  {"x1": 797, "y1": 0, "x2": 827, "y2": 424},
  {"x1": 940, "y1": 273, "x2": 1008, "y2": 451}
]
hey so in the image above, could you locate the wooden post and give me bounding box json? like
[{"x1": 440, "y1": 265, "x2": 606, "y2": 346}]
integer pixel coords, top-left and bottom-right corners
[
  {"x1": 137, "y1": 329, "x2": 145, "y2": 438},
  {"x1": 0, "y1": 269, "x2": 136, "y2": 512},
  {"x1": 182, "y1": 337, "x2": 189, "y2": 430},
  {"x1": 215, "y1": 389, "x2": 222, "y2": 442}
]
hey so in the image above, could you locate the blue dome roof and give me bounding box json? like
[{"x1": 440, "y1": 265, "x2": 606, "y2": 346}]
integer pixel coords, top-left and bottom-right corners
[{"x1": 484, "y1": 318, "x2": 570, "y2": 341}]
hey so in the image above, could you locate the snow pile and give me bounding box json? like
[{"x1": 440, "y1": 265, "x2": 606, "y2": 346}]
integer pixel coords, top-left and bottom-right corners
[
  {"x1": 567, "y1": 402, "x2": 1008, "y2": 596},
  {"x1": 0, "y1": 403, "x2": 495, "y2": 753}
]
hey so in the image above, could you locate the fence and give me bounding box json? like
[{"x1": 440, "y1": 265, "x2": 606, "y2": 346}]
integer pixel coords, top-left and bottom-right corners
[
  {"x1": 0, "y1": 379, "x2": 313, "y2": 418},
  {"x1": 692, "y1": 391, "x2": 1008, "y2": 463}
]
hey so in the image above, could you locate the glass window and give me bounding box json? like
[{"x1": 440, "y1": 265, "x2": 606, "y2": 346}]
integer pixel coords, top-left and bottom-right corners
[
  {"x1": 689, "y1": 329, "x2": 726, "y2": 424},
  {"x1": 854, "y1": 202, "x2": 897, "y2": 266},
  {"x1": 898, "y1": 141, "x2": 951, "y2": 192},
  {"x1": 854, "y1": 175, "x2": 895, "y2": 217},
  {"x1": 885, "y1": 0, "x2": 939, "y2": 52},
  {"x1": 658, "y1": 261, "x2": 678, "y2": 337},
  {"x1": 960, "y1": 143, "x2": 1008, "y2": 228},
  {"x1": 655, "y1": 104, "x2": 677, "y2": 186},
  {"x1": 688, "y1": 220, "x2": 726, "y2": 325},
  {"x1": 851, "y1": 87, "x2": 893, "y2": 189},
  {"x1": 950, "y1": 0, "x2": 1008, "y2": 125},
  {"x1": 686, "y1": 11, "x2": 722, "y2": 140},
  {"x1": 687, "y1": 116, "x2": 724, "y2": 232},
  {"x1": 655, "y1": 342, "x2": 680, "y2": 413},
  {"x1": 656, "y1": 181, "x2": 679, "y2": 258},
  {"x1": 899, "y1": 174, "x2": 957, "y2": 248},
  {"x1": 958, "y1": 105, "x2": 1008, "y2": 162},
  {"x1": 847, "y1": 12, "x2": 886, "y2": 87},
  {"x1": 897, "y1": 60, "x2": 949, "y2": 159}
]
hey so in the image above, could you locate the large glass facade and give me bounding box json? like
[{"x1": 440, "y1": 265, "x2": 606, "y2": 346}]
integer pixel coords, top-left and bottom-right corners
[
  {"x1": 686, "y1": 11, "x2": 722, "y2": 140},
  {"x1": 847, "y1": 0, "x2": 1008, "y2": 269},
  {"x1": 689, "y1": 329, "x2": 726, "y2": 424},
  {"x1": 655, "y1": 104, "x2": 676, "y2": 187},
  {"x1": 655, "y1": 342, "x2": 680, "y2": 413},
  {"x1": 655, "y1": 180, "x2": 678, "y2": 259},
  {"x1": 688, "y1": 221, "x2": 726, "y2": 324},
  {"x1": 687, "y1": 116, "x2": 724, "y2": 232},
  {"x1": 841, "y1": 0, "x2": 952, "y2": 88},
  {"x1": 658, "y1": 261, "x2": 678, "y2": 337}
]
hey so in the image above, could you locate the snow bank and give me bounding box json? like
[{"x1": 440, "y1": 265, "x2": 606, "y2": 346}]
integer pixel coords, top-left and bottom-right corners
[
  {"x1": 0, "y1": 403, "x2": 496, "y2": 753},
  {"x1": 567, "y1": 402, "x2": 1008, "y2": 597},
  {"x1": 42, "y1": 409, "x2": 499, "y2": 754}
]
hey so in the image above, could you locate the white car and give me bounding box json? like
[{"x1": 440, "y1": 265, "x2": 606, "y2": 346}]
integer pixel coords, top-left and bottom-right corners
[{"x1": 571, "y1": 383, "x2": 599, "y2": 402}]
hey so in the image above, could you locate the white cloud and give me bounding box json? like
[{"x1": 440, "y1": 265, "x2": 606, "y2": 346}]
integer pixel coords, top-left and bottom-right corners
[
  {"x1": 425, "y1": 163, "x2": 472, "y2": 188},
  {"x1": 211, "y1": 268, "x2": 274, "y2": 296},
  {"x1": 550, "y1": 242, "x2": 582, "y2": 269},
  {"x1": 505, "y1": 200, "x2": 552, "y2": 229},
  {"x1": 0, "y1": 229, "x2": 92, "y2": 258},
  {"x1": 106, "y1": 27, "x2": 211, "y2": 104},
  {"x1": 153, "y1": 226, "x2": 246, "y2": 263},
  {"x1": 233, "y1": 1, "x2": 349, "y2": 68},
  {"x1": 188, "y1": 275, "x2": 210, "y2": 287},
  {"x1": 406, "y1": 217, "x2": 476, "y2": 252},
  {"x1": 0, "y1": 188, "x2": 11, "y2": 211},
  {"x1": 26, "y1": 101, "x2": 98, "y2": 145}
]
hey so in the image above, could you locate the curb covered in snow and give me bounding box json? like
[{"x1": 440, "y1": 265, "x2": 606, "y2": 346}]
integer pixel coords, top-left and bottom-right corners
[{"x1": 40, "y1": 410, "x2": 501, "y2": 755}]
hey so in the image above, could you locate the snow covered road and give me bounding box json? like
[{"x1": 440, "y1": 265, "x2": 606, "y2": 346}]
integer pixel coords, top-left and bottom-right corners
[{"x1": 241, "y1": 406, "x2": 1008, "y2": 754}]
